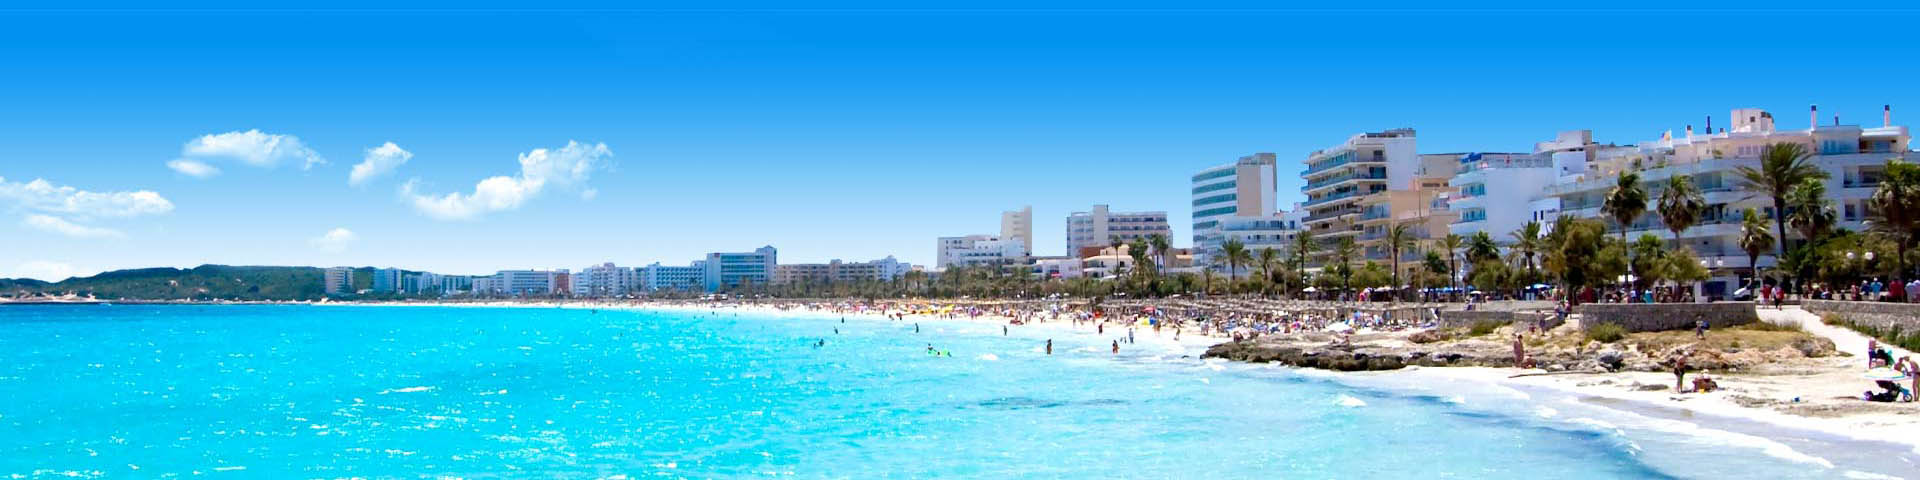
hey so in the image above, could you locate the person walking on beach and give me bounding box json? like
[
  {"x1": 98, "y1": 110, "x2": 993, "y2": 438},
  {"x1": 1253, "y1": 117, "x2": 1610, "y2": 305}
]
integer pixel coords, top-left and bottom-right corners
[
  {"x1": 1694, "y1": 315, "x2": 1708, "y2": 339},
  {"x1": 1668, "y1": 350, "x2": 1690, "y2": 392}
]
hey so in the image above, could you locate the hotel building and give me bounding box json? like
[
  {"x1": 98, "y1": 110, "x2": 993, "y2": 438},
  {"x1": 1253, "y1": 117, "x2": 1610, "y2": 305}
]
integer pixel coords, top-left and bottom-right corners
[
  {"x1": 704, "y1": 246, "x2": 777, "y2": 292},
  {"x1": 773, "y1": 256, "x2": 913, "y2": 285},
  {"x1": 371, "y1": 267, "x2": 402, "y2": 293},
  {"x1": 1001, "y1": 206, "x2": 1033, "y2": 257},
  {"x1": 1066, "y1": 204, "x2": 1171, "y2": 255},
  {"x1": 322, "y1": 266, "x2": 353, "y2": 295},
  {"x1": 1299, "y1": 129, "x2": 1456, "y2": 266},
  {"x1": 1541, "y1": 106, "x2": 1908, "y2": 298},
  {"x1": 573, "y1": 262, "x2": 640, "y2": 297},
  {"x1": 639, "y1": 262, "x2": 706, "y2": 292},
  {"x1": 1191, "y1": 153, "x2": 1279, "y2": 266},
  {"x1": 936, "y1": 234, "x2": 1027, "y2": 269}
]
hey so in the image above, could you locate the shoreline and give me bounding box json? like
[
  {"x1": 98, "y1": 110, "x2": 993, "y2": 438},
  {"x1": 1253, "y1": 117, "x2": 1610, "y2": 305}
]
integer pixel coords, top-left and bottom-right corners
[{"x1": 170, "y1": 299, "x2": 1920, "y2": 473}]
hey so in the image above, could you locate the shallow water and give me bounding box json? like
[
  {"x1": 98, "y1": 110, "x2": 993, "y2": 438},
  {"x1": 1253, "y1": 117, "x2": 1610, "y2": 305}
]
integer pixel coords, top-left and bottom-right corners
[{"x1": 0, "y1": 305, "x2": 1892, "y2": 478}]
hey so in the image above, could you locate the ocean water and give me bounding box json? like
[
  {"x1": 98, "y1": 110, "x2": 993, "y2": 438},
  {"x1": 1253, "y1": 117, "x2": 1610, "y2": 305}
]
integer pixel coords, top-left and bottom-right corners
[{"x1": 0, "y1": 305, "x2": 1900, "y2": 478}]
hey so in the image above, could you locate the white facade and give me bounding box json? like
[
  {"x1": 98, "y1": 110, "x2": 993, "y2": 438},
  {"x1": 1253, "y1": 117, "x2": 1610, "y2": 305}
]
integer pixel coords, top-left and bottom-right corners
[
  {"x1": 704, "y1": 246, "x2": 777, "y2": 292},
  {"x1": 1028, "y1": 256, "x2": 1083, "y2": 279},
  {"x1": 936, "y1": 234, "x2": 1026, "y2": 269},
  {"x1": 1216, "y1": 212, "x2": 1303, "y2": 257},
  {"x1": 573, "y1": 262, "x2": 640, "y2": 296},
  {"x1": 1192, "y1": 152, "x2": 1278, "y2": 265},
  {"x1": 773, "y1": 256, "x2": 913, "y2": 284},
  {"x1": 1299, "y1": 129, "x2": 1419, "y2": 244},
  {"x1": 1446, "y1": 152, "x2": 1558, "y2": 239},
  {"x1": 639, "y1": 262, "x2": 705, "y2": 292},
  {"x1": 1066, "y1": 204, "x2": 1170, "y2": 255},
  {"x1": 1000, "y1": 206, "x2": 1033, "y2": 257},
  {"x1": 494, "y1": 269, "x2": 565, "y2": 296},
  {"x1": 1543, "y1": 106, "x2": 1909, "y2": 298}
]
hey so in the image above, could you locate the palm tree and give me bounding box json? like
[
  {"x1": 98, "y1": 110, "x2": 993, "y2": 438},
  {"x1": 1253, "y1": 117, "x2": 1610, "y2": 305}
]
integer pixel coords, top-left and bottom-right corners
[
  {"x1": 1736, "y1": 141, "x2": 1828, "y2": 287},
  {"x1": 1333, "y1": 236, "x2": 1359, "y2": 296},
  {"x1": 1785, "y1": 178, "x2": 1836, "y2": 244},
  {"x1": 1869, "y1": 158, "x2": 1920, "y2": 301},
  {"x1": 1466, "y1": 231, "x2": 1500, "y2": 264},
  {"x1": 1200, "y1": 268, "x2": 1218, "y2": 296},
  {"x1": 1290, "y1": 230, "x2": 1317, "y2": 295},
  {"x1": 1739, "y1": 207, "x2": 1775, "y2": 295},
  {"x1": 1603, "y1": 171, "x2": 1649, "y2": 288},
  {"x1": 1148, "y1": 233, "x2": 1172, "y2": 271},
  {"x1": 1657, "y1": 174, "x2": 1705, "y2": 254},
  {"x1": 1383, "y1": 222, "x2": 1413, "y2": 301},
  {"x1": 1509, "y1": 221, "x2": 1544, "y2": 284},
  {"x1": 1441, "y1": 233, "x2": 1464, "y2": 297},
  {"x1": 1256, "y1": 247, "x2": 1279, "y2": 297},
  {"x1": 1221, "y1": 238, "x2": 1250, "y2": 281}
]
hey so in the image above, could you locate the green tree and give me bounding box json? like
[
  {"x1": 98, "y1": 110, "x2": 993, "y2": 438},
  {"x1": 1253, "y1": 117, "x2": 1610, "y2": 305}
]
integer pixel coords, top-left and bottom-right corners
[
  {"x1": 1869, "y1": 158, "x2": 1920, "y2": 300},
  {"x1": 1289, "y1": 230, "x2": 1317, "y2": 296},
  {"x1": 1333, "y1": 236, "x2": 1359, "y2": 296},
  {"x1": 1657, "y1": 174, "x2": 1704, "y2": 254},
  {"x1": 1786, "y1": 178, "x2": 1836, "y2": 245},
  {"x1": 1148, "y1": 233, "x2": 1172, "y2": 271},
  {"x1": 1256, "y1": 247, "x2": 1279, "y2": 297},
  {"x1": 1739, "y1": 207, "x2": 1776, "y2": 294},
  {"x1": 1441, "y1": 233, "x2": 1465, "y2": 295},
  {"x1": 1603, "y1": 171, "x2": 1649, "y2": 288},
  {"x1": 1382, "y1": 222, "x2": 1413, "y2": 301},
  {"x1": 1222, "y1": 238, "x2": 1251, "y2": 282},
  {"x1": 1736, "y1": 141, "x2": 1828, "y2": 287},
  {"x1": 1509, "y1": 221, "x2": 1544, "y2": 284}
]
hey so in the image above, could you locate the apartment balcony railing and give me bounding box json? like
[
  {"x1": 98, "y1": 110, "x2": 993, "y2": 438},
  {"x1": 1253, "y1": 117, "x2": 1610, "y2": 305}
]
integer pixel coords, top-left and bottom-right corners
[
  {"x1": 1303, "y1": 189, "x2": 1366, "y2": 208},
  {"x1": 1304, "y1": 207, "x2": 1361, "y2": 223},
  {"x1": 1302, "y1": 156, "x2": 1383, "y2": 176},
  {"x1": 1360, "y1": 208, "x2": 1390, "y2": 220},
  {"x1": 1305, "y1": 171, "x2": 1386, "y2": 190}
]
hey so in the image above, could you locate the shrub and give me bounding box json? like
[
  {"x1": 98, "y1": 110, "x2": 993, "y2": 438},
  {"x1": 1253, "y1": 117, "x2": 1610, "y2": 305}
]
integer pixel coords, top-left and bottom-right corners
[
  {"x1": 1586, "y1": 322, "x2": 1628, "y2": 343},
  {"x1": 1744, "y1": 320, "x2": 1804, "y2": 332},
  {"x1": 1468, "y1": 320, "x2": 1504, "y2": 337}
]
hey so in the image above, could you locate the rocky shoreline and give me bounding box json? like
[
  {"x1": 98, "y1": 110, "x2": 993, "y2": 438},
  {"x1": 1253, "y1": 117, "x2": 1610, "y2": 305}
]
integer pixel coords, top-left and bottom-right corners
[{"x1": 1200, "y1": 328, "x2": 1838, "y2": 373}]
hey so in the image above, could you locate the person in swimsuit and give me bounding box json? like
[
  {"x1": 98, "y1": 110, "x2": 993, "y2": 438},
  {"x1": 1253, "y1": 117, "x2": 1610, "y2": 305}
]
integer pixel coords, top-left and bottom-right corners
[
  {"x1": 1111, "y1": 340, "x2": 1119, "y2": 354},
  {"x1": 1045, "y1": 339, "x2": 1052, "y2": 355}
]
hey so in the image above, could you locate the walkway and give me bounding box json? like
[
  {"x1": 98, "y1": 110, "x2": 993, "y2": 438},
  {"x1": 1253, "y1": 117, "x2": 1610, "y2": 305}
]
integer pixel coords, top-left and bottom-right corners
[{"x1": 1756, "y1": 305, "x2": 1910, "y2": 361}]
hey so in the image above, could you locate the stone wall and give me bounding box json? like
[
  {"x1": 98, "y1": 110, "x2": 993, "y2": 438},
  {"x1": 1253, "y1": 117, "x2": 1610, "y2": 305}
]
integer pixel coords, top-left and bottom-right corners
[
  {"x1": 1576, "y1": 302, "x2": 1757, "y2": 333},
  {"x1": 1439, "y1": 310, "x2": 1560, "y2": 331},
  {"x1": 1804, "y1": 300, "x2": 1920, "y2": 332}
]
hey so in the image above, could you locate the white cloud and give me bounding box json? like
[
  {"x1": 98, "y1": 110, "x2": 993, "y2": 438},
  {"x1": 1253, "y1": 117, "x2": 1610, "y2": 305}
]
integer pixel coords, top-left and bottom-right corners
[
  {"x1": 179, "y1": 129, "x2": 326, "y2": 170},
  {"x1": 4, "y1": 260, "x2": 91, "y2": 282},
  {"x1": 402, "y1": 140, "x2": 611, "y2": 221},
  {"x1": 166, "y1": 159, "x2": 221, "y2": 178},
  {"x1": 348, "y1": 142, "x2": 413, "y2": 186},
  {"x1": 0, "y1": 176, "x2": 175, "y2": 219},
  {"x1": 22, "y1": 214, "x2": 124, "y2": 239},
  {"x1": 580, "y1": 188, "x2": 598, "y2": 200},
  {"x1": 309, "y1": 227, "x2": 357, "y2": 253}
]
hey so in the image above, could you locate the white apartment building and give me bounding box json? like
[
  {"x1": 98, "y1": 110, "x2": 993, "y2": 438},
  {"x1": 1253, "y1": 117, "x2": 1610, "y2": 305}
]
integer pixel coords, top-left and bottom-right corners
[
  {"x1": 1028, "y1": 256, "x2": 1083, "y2": 280},
  {"x1": 773, "y1": 256, "x2": 913, "y2": 285},
  {"x1": 470, "y1": 275, "x2": 500, "y2": 296},
  {"x1": 704, "y1": 246, "x2": 777, "y2": 292},
  {"x1": 1216, "y1": 210, "x2": 1305, "y2": 258},
  {"x1": 323, "y1": 266, "x2": 353, "y2": 295},
  {"x1": 1542, "y1": 106, "x2": 1909, "y2": 298},
  {"x1": 1446, "y1": 152, "x2": 1559, "y2": 238},
  {"x1": 573, "y1": 262, "x2": 640, "y2": 297},
  {"x1": 936, "y1": 234, "x2": 1027, "y2": 269},
  {"x1": 1001, "y1": 206, "x2": 1033, "y2": 257},
  {"x1": 1192, "y1": 152, "x2": 1278, "y2": 266},
  {"x1": 1299, "y1": 128, "x2": 1459, "y2": 267},
  {"x1": 493, "y1": 269, "x2": 566, "y2": 296},
  {"x1": 639, "y1": 262, "x2": 705, "y2": 292},
  {"x1": 1066, "y1": 204, "x2": 1170, "y2": 256}
]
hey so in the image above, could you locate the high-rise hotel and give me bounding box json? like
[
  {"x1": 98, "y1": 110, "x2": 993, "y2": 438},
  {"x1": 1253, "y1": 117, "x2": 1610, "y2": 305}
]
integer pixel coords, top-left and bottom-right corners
[{"x1": 1191, "y1": 153, "x2": 1278, "y2": 266}]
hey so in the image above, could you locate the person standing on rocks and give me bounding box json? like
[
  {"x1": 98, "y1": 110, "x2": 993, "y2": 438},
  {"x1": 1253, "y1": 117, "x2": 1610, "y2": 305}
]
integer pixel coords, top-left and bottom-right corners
[{"x1": 1512, "y1": 333, "x2": 1528, "y2": 368}]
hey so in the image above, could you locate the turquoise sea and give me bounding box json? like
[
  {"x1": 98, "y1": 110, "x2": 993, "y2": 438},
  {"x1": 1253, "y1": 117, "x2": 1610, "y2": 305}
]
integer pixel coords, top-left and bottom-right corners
[{"x1": 0, "y1": 305, "x2": 1909, "y2": 478}]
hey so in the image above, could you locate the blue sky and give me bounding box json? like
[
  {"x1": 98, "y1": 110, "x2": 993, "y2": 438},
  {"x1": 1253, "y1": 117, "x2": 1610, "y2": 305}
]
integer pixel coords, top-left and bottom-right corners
[{"x1": 3, "y1": 3, "x2": 1918, "y2": 280}]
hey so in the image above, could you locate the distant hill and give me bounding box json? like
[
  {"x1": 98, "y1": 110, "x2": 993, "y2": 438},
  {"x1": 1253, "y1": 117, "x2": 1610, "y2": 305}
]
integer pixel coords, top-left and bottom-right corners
[{"x1": 0, "y1": 265, "x2": 328, "y2": 301}]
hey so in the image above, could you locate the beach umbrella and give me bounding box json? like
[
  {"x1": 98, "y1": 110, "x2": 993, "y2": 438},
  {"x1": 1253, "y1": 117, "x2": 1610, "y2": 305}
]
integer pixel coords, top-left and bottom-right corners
[{"x1": 1865, "y1": 367, "x2": 1909, "y2": 381}]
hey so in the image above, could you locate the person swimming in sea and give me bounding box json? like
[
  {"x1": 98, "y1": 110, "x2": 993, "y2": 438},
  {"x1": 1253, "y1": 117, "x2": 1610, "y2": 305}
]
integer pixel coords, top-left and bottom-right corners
[
  {"x1": 915, "y1": 323, "x2": 920, "y2": 333},
  {"x1": 1111, "y1": 340, "x2": 1119, "y2": 354},
  {"x1": 1003, "y1": 325, "x2": 1008, "y2": 336},
  {"x1": 1045, "y1": 339, "x2": 1052, "y2": 355}
]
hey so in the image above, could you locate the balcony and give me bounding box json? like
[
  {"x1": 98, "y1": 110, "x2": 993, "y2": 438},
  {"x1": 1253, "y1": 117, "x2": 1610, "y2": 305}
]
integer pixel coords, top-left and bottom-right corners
[
  {"x1": 1304, "y1": 170, "x2": 1387, "y2": 190},
  {"x1": 1304, "y1": 206, "x2": 1361, "y2": 223},
  {"x1": 1303, "y1": 189, "x2": 1366, "y2": 208},
  {"x1": 1302, "y1": 154, "x2": 1383, "y2": 176}
]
